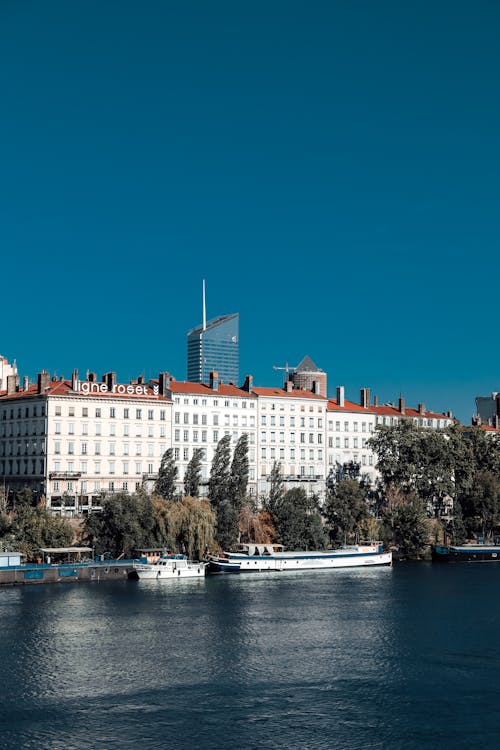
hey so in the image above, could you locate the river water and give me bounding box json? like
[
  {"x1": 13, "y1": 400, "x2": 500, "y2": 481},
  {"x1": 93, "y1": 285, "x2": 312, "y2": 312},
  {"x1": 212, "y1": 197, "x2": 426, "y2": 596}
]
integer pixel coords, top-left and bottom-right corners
[{"x1": 1, "y1": 563, "x2": 499, "y2": 750}]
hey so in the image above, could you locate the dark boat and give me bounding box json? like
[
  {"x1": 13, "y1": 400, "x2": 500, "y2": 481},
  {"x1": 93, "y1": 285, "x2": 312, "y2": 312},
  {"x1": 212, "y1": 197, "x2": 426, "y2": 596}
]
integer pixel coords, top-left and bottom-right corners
[{"x1": 432, "y1": 544, "x2": 500, "y2": 563}]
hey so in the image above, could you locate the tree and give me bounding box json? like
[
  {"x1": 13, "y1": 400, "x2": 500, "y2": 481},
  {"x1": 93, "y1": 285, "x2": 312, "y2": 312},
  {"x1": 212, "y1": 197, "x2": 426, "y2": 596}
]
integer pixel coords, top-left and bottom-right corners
[
  {"x1": 368, "y1": 421, "x2": 455, "y2": 514},
  {"x1": 230, "y1": 433, "x2": 249, "y2": 510},
  {"x1": 152, "y1": 496, "x2": 216, "y2": 559},
  {"x1": 208, "y1": 435, "x2": 239, "y2": 549},
  {"x1": 460, "y1": 470, "x2": 500, "y2": 540},
  {"x1": 238, "y1": 503, "x2": 276, "y2": 544},
  {"x1": 266, "y1": 487, "x2": 326, "y2": 550},
  {"x1": 208, "y1": 435, "x2": 231, "y2": 509},
  {"x1": 10, "y1": 505, "x2": 73, "y2": 560},
  {"x1": 324, "y1": 478, "x2": 368, "y2": 544},
  {"x1": 85, "y1": 492, "x2": 155, "y2": 557},
  {"x1": 267, "y1": 461, "x2": 284, "y2": 513},
  {"x1": 184, "y1": 448, "x2": 204, "y2": 498},
  {"x1": 381, "y1": 487, "x2": 429, "y2": 558},
  {"x1": 155, "y1": 449, "x2": 178, "y2": 500}
]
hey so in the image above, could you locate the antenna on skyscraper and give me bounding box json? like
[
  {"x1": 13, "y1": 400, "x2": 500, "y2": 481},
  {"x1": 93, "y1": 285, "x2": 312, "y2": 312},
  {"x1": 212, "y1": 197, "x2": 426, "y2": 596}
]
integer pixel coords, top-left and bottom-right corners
[{"x1": 202, "y1": 279, "x2": 207, "y2": 331}]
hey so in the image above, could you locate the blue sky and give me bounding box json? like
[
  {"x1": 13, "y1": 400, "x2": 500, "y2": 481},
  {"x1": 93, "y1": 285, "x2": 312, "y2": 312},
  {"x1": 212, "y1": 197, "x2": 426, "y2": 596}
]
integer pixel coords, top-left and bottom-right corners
[{"x1": 1, "y1": 0, "x2": 498, "y2": 424}]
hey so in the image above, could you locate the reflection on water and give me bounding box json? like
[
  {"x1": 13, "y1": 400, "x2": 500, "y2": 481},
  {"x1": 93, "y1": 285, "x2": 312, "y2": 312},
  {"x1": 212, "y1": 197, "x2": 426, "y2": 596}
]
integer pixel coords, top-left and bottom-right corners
[{"x1": 1, "y1": 564, "x2": 500, "y2": 749}]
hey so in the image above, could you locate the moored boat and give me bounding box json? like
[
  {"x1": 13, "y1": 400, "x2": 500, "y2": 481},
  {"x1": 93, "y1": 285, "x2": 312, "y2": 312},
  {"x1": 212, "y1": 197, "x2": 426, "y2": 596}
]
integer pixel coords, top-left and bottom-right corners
[
  {"x1": 133, "y1": 555, "x2": 207, "y2": 580},
  {"x1": 432, "y1": 544, "x2": 500, "y2": 563},
  {"x1": 208, "y1": 542, "x2": 392, "y2": 573}
]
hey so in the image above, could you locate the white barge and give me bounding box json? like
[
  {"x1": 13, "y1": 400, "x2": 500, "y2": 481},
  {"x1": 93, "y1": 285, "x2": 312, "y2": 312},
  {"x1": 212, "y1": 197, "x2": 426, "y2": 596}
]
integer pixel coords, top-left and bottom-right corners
[{"x1": 208, "y1": 542, "x2": 392, "y2": 573}]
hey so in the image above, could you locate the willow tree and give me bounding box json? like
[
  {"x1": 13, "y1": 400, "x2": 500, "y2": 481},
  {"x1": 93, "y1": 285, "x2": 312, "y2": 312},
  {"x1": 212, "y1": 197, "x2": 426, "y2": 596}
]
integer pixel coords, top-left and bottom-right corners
[{"x1": 152, "y1": 496, "x2": 216, "y2": 559}]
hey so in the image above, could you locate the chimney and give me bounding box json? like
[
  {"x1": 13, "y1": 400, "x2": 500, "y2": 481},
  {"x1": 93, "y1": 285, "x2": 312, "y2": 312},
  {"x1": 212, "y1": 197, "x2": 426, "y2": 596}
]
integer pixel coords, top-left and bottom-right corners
[
  {"x1": 37, "y1": 370, "x2": 50, "y2": 394},
  {"x1": 494, "y1": 415, "x2": 499, "y2": 429},
  {"x1": 496, "y1": 395, "x2": 500, "y2": 419},
  {"x1": 103, "y1": 372, "x2": 116, "y2": 393},
  {"x1": 374, "y1": 395, "x2": 379, "y2": 407},
  {"x1": 209, "y1": 371, "x2": 219, "y2": 391},
  {"x1": 158, "y1": 372, "x2": 171, "y2": 396},
  {"x1": 23, "y1": 376, "x2": 29, "y2": 392},
  {"x1": 360, "y1": 388, "x2": 370, "y2": 408},
  {"x1": 285, "y1": 380, "x2": 293, "y2": 393},
  {"x1": 399, "y1": 397, "x2": 405, "y2": 415},
  {"x1": 447, "y1": 410, "x2": 453, "y2": 419},
  {"x1": 88, "y1": 372, "x2": 96, "y2": 383},
  {"x1": 71, "y1": 369, "x2": 79, "y2": 391},
  {"x1": 418, "y1": 402, "x2": 425, "y2": 415},
  {"x1": 242, "y1": 375, "x2": 253, "y2": 392},
  {"x1": 6, "y1": 375, "x2": 17, "y2": 395},
  {"x1": 336, "y1": 386, "x2": 345, "y2": 408},
  {"x1": 137, "y1": 375, "x2": 144, "y2": 385}
]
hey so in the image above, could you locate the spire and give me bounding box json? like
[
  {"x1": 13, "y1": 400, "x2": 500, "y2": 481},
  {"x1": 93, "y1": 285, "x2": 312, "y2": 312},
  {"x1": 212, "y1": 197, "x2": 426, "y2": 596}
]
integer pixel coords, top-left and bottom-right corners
[{"x1": 202, "y1": 279, "x2": 206, "y2": 331}]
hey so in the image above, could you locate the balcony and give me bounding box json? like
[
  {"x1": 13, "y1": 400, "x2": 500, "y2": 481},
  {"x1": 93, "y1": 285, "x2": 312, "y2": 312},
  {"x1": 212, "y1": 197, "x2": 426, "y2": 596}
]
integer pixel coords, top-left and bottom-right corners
[{"x1": 49, "y1": 471, "x2": 82, "y2": 480}]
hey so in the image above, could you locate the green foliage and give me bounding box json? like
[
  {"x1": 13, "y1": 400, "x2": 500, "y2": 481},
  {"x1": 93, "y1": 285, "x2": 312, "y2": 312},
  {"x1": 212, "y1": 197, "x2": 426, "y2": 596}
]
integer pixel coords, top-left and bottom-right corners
[
  {"x1": 381, "y1": 487, "x2": 429, "y2": 558},
  {"x1": 368, "y1": 421, "x2": 455, "y2": 514},
  {"x1": 155, "y1": 449, "x2": 178, "y2": 500},
  {"x1": 208, "y1": 435, "x2": 240, "y2": 549},
  {"x1": 230, "y1": 433, "x2": 249, "y2": 510},
  {"x1": 85, "y1": 492, "x2": 156, "y2": 557},
  {"x1": 184, "y1": 448, "x2": 204, "y2": 498},
  {"x1": 208, "y1": 435, "x2": 231, "y2": 509},
  {"x1": 266, "y1": 487, "x2": 326, "y2": 550},
  {"x1": 268, "y1": 461, "x2": 285, "y2": 511},
  {"x1": 324, "y1": 478, "x2": 368, "y2": 544},
  {"x1": 460, "y1": 470, "x2": 500, "y2": 540},
  {"x1": 9, "y1": 505, "x2": 73, "y2": 560},
  {"x1": 152, "y1": 496, "x2": 216, "y2": 559}
]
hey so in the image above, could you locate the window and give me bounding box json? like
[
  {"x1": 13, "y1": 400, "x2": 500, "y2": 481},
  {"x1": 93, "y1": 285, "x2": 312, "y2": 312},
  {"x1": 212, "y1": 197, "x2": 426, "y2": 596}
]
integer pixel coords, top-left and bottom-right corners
[
  {"x1": 193, "y1": 430, "x2": 198, "y2": 442},
  {"x1": 68, "y1": 442, "x2": 74, "y2": 454},
  {"x1": 55, "y1": 441, "x2": 61, "y2": 454},
  {"x1": 82, "y1": 442, "x2": 88, "y2": 455},
  {"x1": 136, "y1": 443, "x2": 142, "y2": 455},
  {"x1": 213, "y1": 415, "x2": 219, "y2": 426},
  {"x1": 95, "y1": 424, "x2": 101, "y2": 436},
  {"x1": 202, "y1": 414, "x2": 207, "y2": 425},
  {"x1": 55, "y1": 422, "x2": 61, "y2": 434},
  {"x1": 354, "y1": 422, "x2": 358, "y2": 432},
  {"x1": 124, "y1": 443, "x2": 129, "y2": 455},
  {"x1": 344, "y1": 438, "x2": 349, "y2": 448},
  {"x1": 123, "y1": 481, "x2": 128, "y2": 491},
  {"x1": 110, "y1": 407, "x2": 116, "y2": 418},
  {"x1": 124, "y1": 408, "x2": 129, "y2": 419},
  {"x1": 123, "y1": 462, "x2": 129, "y2": 474},
  {"x1": 109, "y1": 461, "x2": 115, "y2": 475},
  {"x1": 95, "y1": 408, "x2": 101, "y2": 418},
  {"x1": 174, "y1": 448, "x2": 180, "y2": 460},
  {"x1": 148, "y1": 443, "x2": 153, "y2": 457},
  {"x1": 95, "y1": 443, "x2": 101, "y2": 455},
  {"x1": 148, "y1": 409, "x2": 154, "y2": 420},
  {"x1": 270, "y1": 432, "x2": 276, "y2": 443},
  {"x1": 202, "y1": 430, "x2": 207, "y2": 442},
  {"x1": 183, "y1": 430, "x2": 188, "y2": 442},
  {"x1": 109, "y1": 442, "x2": 116, "y2": 455},
  {"x1": 336, "y1": 437, "x2": 340, "y2": 448},
  {"x1": 55, "y1": 406, "x2": 61, "y2": 416},
  {"x1": 82, "y1": 407, "x2": 88, "y2": 417},
  {"x1": 110, "y1": 424, "x2": 116, "y2": 436},
  {"x1": 160, "y1": 410, "x2": 166, "y2": 421},
  {"x1": 183, "y1": 448, "x2": 189, "y2": 460},
  {"x1": 193, "y1": 414, "x2": 199, "y2": 425},
  {"x1": 135, "y1": 462, "x2": 141, "y2": 474},
  {"x1": 261, "y1": 416, "x2": 266, "y2": 426},
  {"x1": 82, "y1": 423, "x2": 88, "y2": 435},
  {"x1": 353, "y1": 438, "x2": 358, "y2": 449},
  {"x1": 344, "y1": 421, "x2": 349, "y2": 431},
  {"x1": 213, "y1": 430, "x2": 218, "y2": 442},
  {"x1": 95, "y1": 462, "x2": 101, "y2": 474},
  {"x1": 124, "y1": 424, "x2": 130, "y2": 437},
  {"x1": 184, "y1": 413, "x2": 189, "y2": 424},
  {"x1": 290, "y1": 416, "x2": 295, "y2": 427}
]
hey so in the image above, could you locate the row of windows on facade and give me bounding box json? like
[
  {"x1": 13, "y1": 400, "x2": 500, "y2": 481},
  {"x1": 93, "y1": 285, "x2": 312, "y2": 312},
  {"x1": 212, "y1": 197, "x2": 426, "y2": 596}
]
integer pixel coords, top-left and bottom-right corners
[
  {"x1": 52, "y1": 481, "x2": 141, "y2": 494},
  {"x1": 174, "y1": 412, "x2": 256, "y2": 427},
  {"x1": 259, "y1": 431, "x2": 323, "y2": 444},
  {"x1": 261, "y1": 415, "x2": 324, "y2": 428},
  {"x1": 329, "y1": 421, "x2": 374, "y2": 432},
  {"x1": 1, "y1": 405, "x2": 167, "y2": 420},
  {"x1": 261, "y1": 447, "x2": 324, "y2": 461},
  {"x1": 173, "y1": 397, "x2": 255, "y2": 408}
]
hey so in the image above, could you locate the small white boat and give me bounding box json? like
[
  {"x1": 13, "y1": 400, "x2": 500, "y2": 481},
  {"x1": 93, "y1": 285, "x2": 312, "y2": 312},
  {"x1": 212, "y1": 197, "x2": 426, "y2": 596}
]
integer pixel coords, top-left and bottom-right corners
[
  {"x1": 133, "y1": 555, "x2": 207, "y2": 580},
  {"x1": 208, "y1": 542, "x2": 392, "y2": 573}
]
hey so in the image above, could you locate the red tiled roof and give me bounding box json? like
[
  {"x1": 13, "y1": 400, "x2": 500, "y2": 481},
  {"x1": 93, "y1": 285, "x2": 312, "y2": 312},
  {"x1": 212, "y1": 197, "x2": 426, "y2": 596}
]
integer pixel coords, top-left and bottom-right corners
[
  {"x1": 327, "y1": 398, "x2": 453, "y2": 421},
  {"x1": 167, "y1": 381, "x2": 255, "y2": 398},
  {"x1": 327, "y1": 398, "x2": 368, "y2": 413},
  {"x1": 0, "y1": 380, "x2": 170, "y2": 401},
  {"x1": 252, "y1": 387, "x2": 325, "y2": 400}
]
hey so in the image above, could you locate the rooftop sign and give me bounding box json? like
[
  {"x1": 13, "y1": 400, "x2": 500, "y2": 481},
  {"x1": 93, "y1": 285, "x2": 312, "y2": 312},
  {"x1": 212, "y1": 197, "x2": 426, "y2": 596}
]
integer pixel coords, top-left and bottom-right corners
[{"x1": 75, "y1": 381, "x2": 159, "y2": 396}]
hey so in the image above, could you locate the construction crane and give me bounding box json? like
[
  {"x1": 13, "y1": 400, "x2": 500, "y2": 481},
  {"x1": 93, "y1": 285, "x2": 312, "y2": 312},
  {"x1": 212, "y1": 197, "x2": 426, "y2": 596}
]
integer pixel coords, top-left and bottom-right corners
[{"x1": 273, "y1": 362, "x2": 297, "y2": 376}]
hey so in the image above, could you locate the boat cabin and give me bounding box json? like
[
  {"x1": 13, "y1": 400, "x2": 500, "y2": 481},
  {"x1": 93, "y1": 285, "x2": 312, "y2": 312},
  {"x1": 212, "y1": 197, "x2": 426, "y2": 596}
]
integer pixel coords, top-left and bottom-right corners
[{"x1": 235, "y1": 543, "x2": 284, "y2": 557}]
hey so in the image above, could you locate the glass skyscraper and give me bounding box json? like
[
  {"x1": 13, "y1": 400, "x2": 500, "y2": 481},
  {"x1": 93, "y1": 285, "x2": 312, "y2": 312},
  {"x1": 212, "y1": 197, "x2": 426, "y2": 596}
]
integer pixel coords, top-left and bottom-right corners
[{"x1": 187, "y1": 313, "x2": 239, "y2": 385}]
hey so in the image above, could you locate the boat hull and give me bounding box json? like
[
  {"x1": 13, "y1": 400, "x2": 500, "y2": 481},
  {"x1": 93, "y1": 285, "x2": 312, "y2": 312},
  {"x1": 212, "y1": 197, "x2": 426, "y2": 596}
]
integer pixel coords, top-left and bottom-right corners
[
  {"x1": 134, "y1": 561, "x2": 207, "y2": 579},
  {"x1": 209, "y1": 550, "x2": 392, "y2": 574},
  {"x1": 432, "y1": 545, "x2": 500, "y2": 563}
]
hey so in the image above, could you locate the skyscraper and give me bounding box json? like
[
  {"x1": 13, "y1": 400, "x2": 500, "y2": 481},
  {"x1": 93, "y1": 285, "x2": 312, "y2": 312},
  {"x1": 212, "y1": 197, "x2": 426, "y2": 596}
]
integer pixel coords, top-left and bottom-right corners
[{"x1": 186, "y1": 284, "x2": 239, "y2": 384}]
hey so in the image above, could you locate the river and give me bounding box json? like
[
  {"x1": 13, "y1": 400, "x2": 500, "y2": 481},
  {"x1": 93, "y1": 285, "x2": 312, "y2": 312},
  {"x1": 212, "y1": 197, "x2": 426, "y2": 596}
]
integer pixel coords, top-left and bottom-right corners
[{"x1": 1, "y1": 562, "x2": 499, "y2": 750}]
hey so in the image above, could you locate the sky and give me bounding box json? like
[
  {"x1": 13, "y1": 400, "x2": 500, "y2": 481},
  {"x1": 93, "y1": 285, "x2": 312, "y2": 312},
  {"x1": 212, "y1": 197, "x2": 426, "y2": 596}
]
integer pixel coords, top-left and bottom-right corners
[{"x1": 1, "y1": 0, "x2": 499, "y2": 424}]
